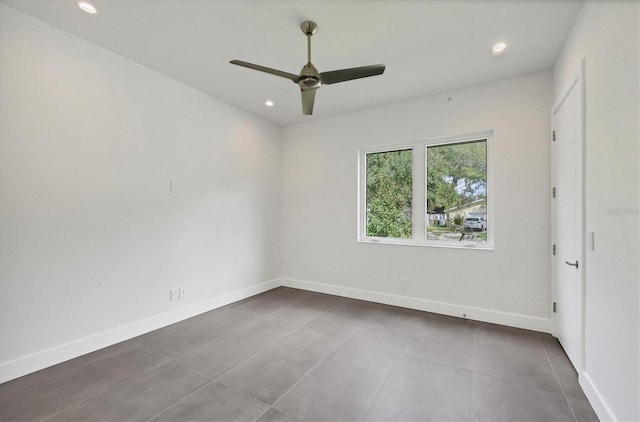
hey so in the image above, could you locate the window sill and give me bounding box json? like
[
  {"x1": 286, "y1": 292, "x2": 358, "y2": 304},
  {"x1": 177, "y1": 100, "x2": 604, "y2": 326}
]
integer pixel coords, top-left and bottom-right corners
[{"x1": 358, "y1": 237, "x2": 495, "y2": 250}]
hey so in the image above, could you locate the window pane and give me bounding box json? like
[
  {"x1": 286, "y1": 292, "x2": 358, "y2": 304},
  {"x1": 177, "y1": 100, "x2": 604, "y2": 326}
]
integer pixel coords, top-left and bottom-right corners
[
  {"x1": 366, "y1": 149, "x2": 412, "y2": 238},
  {"x1": 426, "y1": 140, "x2": 487, "y2": 242}
]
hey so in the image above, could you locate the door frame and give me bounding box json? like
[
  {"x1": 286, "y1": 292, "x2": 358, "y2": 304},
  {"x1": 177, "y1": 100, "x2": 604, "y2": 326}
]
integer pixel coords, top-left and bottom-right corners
[{"x1": 550, "y1": 59, "x2": 586, "y2": 373}]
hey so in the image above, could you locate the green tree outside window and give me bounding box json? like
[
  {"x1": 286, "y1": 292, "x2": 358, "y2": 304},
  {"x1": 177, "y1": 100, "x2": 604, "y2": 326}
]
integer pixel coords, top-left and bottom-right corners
[{"x1": 365, "y1": 149, "x2": 412, "y2": 238}]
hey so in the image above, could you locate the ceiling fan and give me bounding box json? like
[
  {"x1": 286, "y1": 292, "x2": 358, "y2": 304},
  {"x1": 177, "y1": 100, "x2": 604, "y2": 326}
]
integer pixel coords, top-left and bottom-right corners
[{"x1": 230, "y1": 21, "x2": 386, "y2": 116}]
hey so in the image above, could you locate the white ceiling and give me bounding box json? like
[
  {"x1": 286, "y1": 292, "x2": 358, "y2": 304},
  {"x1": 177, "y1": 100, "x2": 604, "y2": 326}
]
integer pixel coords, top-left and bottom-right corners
[{"x1": 2, "y1": 0, "x2": 583, "y2": 126}]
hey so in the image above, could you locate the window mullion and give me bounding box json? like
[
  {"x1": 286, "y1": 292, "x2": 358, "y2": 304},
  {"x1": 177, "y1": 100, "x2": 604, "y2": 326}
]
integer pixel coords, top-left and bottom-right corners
[{"x1": 412, "y1": 145, "x2": 425, "y2": 240}]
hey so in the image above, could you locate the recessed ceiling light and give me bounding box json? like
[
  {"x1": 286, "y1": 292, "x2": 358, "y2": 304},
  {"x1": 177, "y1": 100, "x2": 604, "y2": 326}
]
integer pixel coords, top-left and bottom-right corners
[
  {"x1": 78, "y1": 1, "x2": 97, "y2": 14},
  {"x1": 265, "y1": 100, "x2": 275, "y2": 107},
  {"x1": 492, "y1": 42, "x2": 507, "y2": 56}
]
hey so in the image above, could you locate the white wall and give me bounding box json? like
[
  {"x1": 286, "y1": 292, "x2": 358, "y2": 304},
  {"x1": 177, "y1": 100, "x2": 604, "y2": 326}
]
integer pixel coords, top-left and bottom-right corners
[
  {"x1": 553, "y1": 1, "x2": 639, "y2": 421},
  {"x1": 0, "y1": 4, "x2": 282, "y2": 382},
  {"x1": 281, "y1": 71, "x2": 553, "y2": 330}
]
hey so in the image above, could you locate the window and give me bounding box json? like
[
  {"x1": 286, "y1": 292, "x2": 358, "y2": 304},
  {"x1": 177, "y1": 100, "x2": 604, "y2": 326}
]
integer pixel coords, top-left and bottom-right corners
[
  {"x1": 426, "y1": 140, "x2": 487, "y2": 244},
  {"x1": 359, "y1": 132, "x2": 493, "y2": 249},
  {"x1": 365, "y1": 149, "x2": 413, "y2": 238}
]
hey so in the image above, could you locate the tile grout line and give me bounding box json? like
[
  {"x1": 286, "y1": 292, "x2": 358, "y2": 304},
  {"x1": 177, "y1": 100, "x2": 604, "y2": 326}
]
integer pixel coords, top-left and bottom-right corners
[
  {"x1": 41, "y1": 308, "x2": 259, "y2": 420},
  {"x1": 368, "y1": 315, "x2": 477, "y2": 421},
  {"x1": 147, "y1": 293, "x2": 300, "y2": 362},
  {"x1": 40, "y1": 377, "x2": 136, "y2": 421},
  {"x1": 39, "y1": 353, "x2": 174, "y2": 422},
  {"x1": 359, "y1": 310, "x2": 428, "y2": 420},
  {"x1": 206, "y1": 323, "x2": 305, "y2": 382},
  {"x1": 46, "y1": 290, "x2": 307, "y2": 422},
  {"x1": 180, "y1": 295, "x2": 346, "y2": 383},
  {"x1": 225, "y1": 298, "x2": 351, "y2": 422},
  {"x1": 155, "y1": 310, "x2": 279, "y2": 360},
  {"x1": 375, "y1": 343, "x2": 471, "y2": 373},
  {"x1": 216, "y1": 378, "x2": 272, "y2": 407},
  {"x1": 171, "y1": 361, "x2": 215, "y2": 382},
  {"x1": 467, "y1": 320, "x2": 478, "y2": 422},
  {"x1": 4, "y1": 290, "x2": 347, "y2": 422},
  {"x1": 538, "y1": 333, "x2": 579, "y2": 422},
  {"x1": 251, "y1": 406, "x2": 271, "y2": 422},
  {"x1": 0, "y1": 340, "x2": 140, "y2": 401},
  {"x1": 163, "y1": 290, "x2": 335, "y2": 363},
  {"x1": 370, "y1": 318, "x2": 474, "y2": 374},
  {"x1": 143, "y1": 292, "x2": 315, "y2": 422},
  {"x1": 146, "y1": 292, "x2": 345, "y2": 422},
  {"x1": 132, "y1": 310, "x2": 212, "y2": 345},
  {"x1": 144, "y1": 379, "x2": 216, "y2": 422},
  {"x1": 135, "y1": 298, "x2": 275, "y2": 348},
  {"x1": 120, "y1": 307, "x2": 265, "y2": 367},
  {"x1": 269, "y1": 305, "x2": 383, "y2": 418},
  {"x1": 360, "y1": 360, "x2": 395, "y2": 420}
]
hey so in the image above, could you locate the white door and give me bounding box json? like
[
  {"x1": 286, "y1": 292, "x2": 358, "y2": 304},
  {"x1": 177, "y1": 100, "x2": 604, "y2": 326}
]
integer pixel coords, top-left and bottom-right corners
[{"x1": 551, "y1": 63, "x2": 584, "y2": 372}]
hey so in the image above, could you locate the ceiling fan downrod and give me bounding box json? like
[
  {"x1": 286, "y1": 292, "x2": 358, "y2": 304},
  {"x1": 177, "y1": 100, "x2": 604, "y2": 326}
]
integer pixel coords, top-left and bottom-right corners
[{"x1": 301, "y1": 20, "x2": 317, "y2": 64}]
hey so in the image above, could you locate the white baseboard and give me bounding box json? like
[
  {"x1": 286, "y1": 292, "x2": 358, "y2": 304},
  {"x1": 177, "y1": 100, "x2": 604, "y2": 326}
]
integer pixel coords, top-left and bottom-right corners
[
  {"x1": 1, "y1": 276, "x2": 553, "y2": 385},
  {"x1": 281, "y1": 277, "x2": 552, "y2": 333},
  {"x1": 0, "y1": 279, "x2": 280, "y2": 384},
  {"x1": 580, "y1": 371, "x2": 617, "y2": 422}
]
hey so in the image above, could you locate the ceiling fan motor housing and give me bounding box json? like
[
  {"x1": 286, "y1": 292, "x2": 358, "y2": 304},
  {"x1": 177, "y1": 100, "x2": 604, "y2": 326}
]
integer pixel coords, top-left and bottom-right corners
[{"x1": 299, "y1": 63, "x2": 321, "y2": 90}]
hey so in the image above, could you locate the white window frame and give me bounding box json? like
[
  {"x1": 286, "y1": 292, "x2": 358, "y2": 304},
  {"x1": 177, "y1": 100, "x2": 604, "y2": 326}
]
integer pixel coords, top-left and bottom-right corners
[{"x1": 358, "y1": 130, "x2": 494, "y2": 250}]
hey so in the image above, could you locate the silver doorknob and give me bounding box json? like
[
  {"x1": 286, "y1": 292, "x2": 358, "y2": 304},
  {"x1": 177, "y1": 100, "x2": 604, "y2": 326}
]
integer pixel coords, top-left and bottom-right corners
[{"x1": 565, "y1": 260, "x2": 579, "y2": 269}]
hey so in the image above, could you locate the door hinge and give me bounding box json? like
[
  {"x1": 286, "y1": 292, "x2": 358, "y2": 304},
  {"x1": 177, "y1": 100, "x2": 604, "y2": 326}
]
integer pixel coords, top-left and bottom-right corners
[
  {"x1": 552, "y1": 187, "x2": 556, "y2": 198},
  {"x1": 553, "y1": 302, "x2": 557, "y2": 313},
  {"x1": 552, "y1": 244, "x2": 556, "y2": 255},
  {"x1": 552, "y1": 130, "x2": 556, "y2": 141}
]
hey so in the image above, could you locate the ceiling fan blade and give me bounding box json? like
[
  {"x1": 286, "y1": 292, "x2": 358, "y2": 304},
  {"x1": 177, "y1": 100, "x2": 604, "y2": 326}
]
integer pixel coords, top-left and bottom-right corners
[
  {"x1": 229, "y1": 60, "x2": 299, "y2": 83},
  {"x1": 319, "y1": 64, "x2": 386, "y2": 85},
  {"x1": 301, "y1": 89, "x2": 317, "y2": 115}
]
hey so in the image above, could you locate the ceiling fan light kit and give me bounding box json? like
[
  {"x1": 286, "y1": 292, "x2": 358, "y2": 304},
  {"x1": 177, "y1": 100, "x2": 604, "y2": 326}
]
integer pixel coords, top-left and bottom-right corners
[{"x1": 230, "y1": 21, "x2": 386, "y2": 116}]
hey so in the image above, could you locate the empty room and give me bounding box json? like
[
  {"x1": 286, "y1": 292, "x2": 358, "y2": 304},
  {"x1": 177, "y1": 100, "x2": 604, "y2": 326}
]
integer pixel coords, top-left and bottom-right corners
[{"x1": 0, "y1": 0, "x2": 638, "y2": 421}]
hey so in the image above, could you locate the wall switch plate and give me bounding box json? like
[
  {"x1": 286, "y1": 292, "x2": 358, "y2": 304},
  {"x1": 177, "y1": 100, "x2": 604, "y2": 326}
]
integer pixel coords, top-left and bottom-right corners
[{"x1": 170, "y1": 288, "x2": 180, "y2": 301}]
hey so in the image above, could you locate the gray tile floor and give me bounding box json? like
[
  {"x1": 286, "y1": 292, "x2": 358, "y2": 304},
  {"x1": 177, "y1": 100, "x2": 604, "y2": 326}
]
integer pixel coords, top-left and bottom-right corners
[{"x1": 0, "y1": 287, "x2": 599, "y2": 422}]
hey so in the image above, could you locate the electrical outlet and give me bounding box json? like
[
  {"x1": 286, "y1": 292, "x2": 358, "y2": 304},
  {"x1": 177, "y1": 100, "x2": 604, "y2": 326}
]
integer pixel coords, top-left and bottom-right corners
[
  {"x1": 402, "y1": 279, "x2": 411, "y2": 290},
  {"x1": 179, "y1": 287, "x2": 185, "y2": 299}
]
